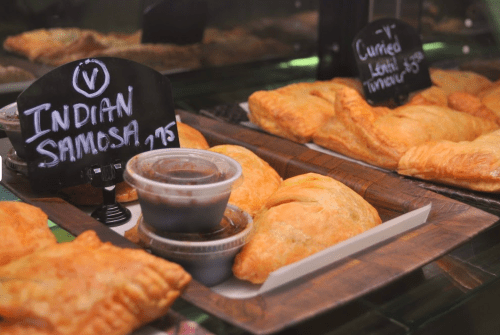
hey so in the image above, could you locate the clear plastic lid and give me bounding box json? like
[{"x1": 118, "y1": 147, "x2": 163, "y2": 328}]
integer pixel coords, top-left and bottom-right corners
[
  {"x1": 124, "y1": 148, "x2": 243, "y2": 198},
  {"x1": 138, "y1": 204, "x2": 253, "y2": 254},
  {"x1": 0, "y1": 102, "x2": 20, "y2": 131}
]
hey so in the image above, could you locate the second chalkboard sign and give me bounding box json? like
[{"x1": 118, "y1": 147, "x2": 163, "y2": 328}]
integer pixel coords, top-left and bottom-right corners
[
  {"x1": 17, "y1": 57, "x2": 179, "y2": 193},
  {"x1": 352, "y1": 18, "x2": 432, "y2": 104}
]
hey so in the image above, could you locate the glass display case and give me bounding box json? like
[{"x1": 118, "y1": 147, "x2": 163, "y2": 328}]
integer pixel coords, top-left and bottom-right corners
[{"x1": 1, "y1": 1, "x2": 500, "y2": 335}]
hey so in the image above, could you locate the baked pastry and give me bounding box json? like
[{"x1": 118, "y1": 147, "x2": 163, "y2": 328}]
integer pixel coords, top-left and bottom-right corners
[
  {"x1": 313, "y1": 87, "x2": 498, "y2": 169},
  {"x1": 0, "y1": 201, "x2": 57, "y2": 266},
  {"x1": 2, "y1": 27, "x2": 201, "y2": 73},
  {"x1": 398, "y1": 129, "x2": 500, "y2": 193},
  {"x1": 429, "y1": 68, "x2": 493, "y2": 95},
  {"x1": 232, "y1": 173, "x2": 381, "y2": 284},
  {"x1": 0, "y1": 65, "x2": 36, "y2": 84},
  {"x1": 447, "y1": 91, "x2": 500, "y2": 125},
  {"x1": 0, "y1": 230, "x2": 191, "y2": 335},
  {"x1": 408, "y1": 86, "x2": 449, "y2": 106},
  {"x1": 247, "y1": 78, "x2": 362, "y2": 143},
  {"x1": 124, "y1": 218, "x2": 144, "y2": 246},
  {"x1": 209, "y1": 145, "x2": 281, "y2": 216},
  {"x1": 477, "y1": 83, "x2": 500, "y2": 118},
  {"x1": 3, "y1": 28, "x2": 141, "y2": 66},
  {"x1": 177, "y1": 122, "x2": 210, "y2": 149},
  {"x1": 3, "y1": 26, "x2": 292, "y2": 72}
]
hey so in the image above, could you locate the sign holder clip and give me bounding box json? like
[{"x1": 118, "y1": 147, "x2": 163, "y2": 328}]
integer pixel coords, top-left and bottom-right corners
[{"x1": 88, "y1": 161, "x2": 131, "y2": 226}]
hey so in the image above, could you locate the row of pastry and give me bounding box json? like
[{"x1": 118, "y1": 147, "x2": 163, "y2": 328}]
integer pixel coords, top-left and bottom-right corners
[
  {"x1": 247, "y1": 68, "x2": 500, "y2": 193},
  {"x1": 1, "y1": 122, "x2": 383, "y2": 333},
  {"x1": 2, "y1": 27, "x2": 292, "y2": 73}
]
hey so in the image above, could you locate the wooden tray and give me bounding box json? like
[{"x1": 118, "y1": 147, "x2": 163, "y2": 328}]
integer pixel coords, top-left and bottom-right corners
[{"x1": 1, "y1": 112, "x2": 499, "y2": 334}]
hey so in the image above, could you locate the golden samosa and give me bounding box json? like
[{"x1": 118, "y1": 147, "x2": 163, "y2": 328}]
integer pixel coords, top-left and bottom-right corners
[
  {"x1": 398, "y1": 129, "x2": 500, "y2": 193},
  {"x1": 0, "y1": 230, "x2": 191, "y2": 335},
  {"x1": 232, "y1": 173, "x2": 381, "y2": 284},
  {"x1": 313, "y1": 87, "x2": 498, "y2": 169},
  {"x1": 209, "y1": 145, "x2": 282, "y2": 217},
  {"x1": 0, "y1": 201, "x2": 57, "y2": 266}
]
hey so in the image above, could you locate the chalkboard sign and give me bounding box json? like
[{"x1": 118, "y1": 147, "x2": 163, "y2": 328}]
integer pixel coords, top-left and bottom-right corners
[
  {"x1": 352, "y1": 18, "x2": 432, "y2": 104},
  {"x1": 17, "y1": 57, "x2": 179, "y2": 193}
]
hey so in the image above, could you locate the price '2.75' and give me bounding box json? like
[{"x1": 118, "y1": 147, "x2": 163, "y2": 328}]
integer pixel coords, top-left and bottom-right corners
[{"x1": 145, "y1": 121, "x2": 177, "y2": 150}]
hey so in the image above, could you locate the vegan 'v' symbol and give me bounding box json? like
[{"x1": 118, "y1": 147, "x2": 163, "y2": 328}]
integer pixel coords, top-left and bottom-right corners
[
  {"x1": 82, "y1": 68, "x2": 99, "y2": 90},
  {"x1": 73, "y1": 59, "x2": 110, "y2": 98}
]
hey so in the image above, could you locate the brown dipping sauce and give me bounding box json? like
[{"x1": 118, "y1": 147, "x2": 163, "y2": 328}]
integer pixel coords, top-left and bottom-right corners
[
  {"x1": 145, "y1": 157, "x2": 225, "y2": 185},
  {"x1": 152, "y1": 169, "x2": 225, "y2": 185},
  {"x1": 152, "y1": 211, "x2": 247, "y2": 242}
]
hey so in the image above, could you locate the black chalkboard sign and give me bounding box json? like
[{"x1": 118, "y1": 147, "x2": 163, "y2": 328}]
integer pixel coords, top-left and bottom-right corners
[
  {"x1": 17, "y1": 57, "x2": 179, "y2": 193},
  {"x1": 352, "y1": 18, "x2": 432, "y2": 104}
]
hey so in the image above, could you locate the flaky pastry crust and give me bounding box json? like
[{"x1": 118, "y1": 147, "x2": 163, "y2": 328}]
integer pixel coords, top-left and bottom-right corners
[
  {"x1": 247, "y1": 79, "x2": 361, "y2": 143},
  {"x1": 447, "y1": 91, "x2": 500, "y2": 125},
  {"x1": 209, "y1": 145, "x2": 281, "y2": 216},
  {"x1": 3, "y1": 28, "x2": 140, "y2": 66},
  {"x1": 429, "y1": 68, "x2": 493, "y2": 95},
  {"x1": 407, "y1": 86, "x2": 449, "y2": 106},
  {"x1": 232, "y1": 173, "x2": 381, "y2": 284},
  {"x1": 478, "y1": 84, "x2": 500, "y2": 118},
  {"x1": 0, "y1": 202, "x2": 57, "y2": 266},
  {"x1": 177, "y1": 122, "x2": 210, "y2": 149},
  {"x1": 313, "y1": 87, "x2": 498, "y2": 169},
  {"x1": 0, "y1": 65, "x2": 35, "y2": 84},
  {"x1": 0, "y1": 230, "x2": 191, "y2": 335},
  {"x1": 398, "y1": 129, "x2": 500, "y2": 193}
]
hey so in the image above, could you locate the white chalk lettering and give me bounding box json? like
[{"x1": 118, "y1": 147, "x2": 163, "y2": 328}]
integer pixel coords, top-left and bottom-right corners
[
  {"x1": 363, "y1": 71, "x2": 406, "y2": 94},
  {"x1": 123, "y1": 120, "x2": 139, "y2": 146},
  {"x1": 382, "y1": 25, "x2": 392, "y2": 39},
  {"x1": 36, "y1": 138, "x2": 58, "y2": 168},
  {"x1": 356, "y1": 35, "x2": 401, "y2": 61},
  {"x1": 145, "y1": 121, "x2": 177, "y2": 150},
  {"x1": 165, "y1": 121, "x2": 176, "y2": 141},
  {"x1": 155, "y1": 127, "x2": 167, "y2": 146},
  {"x1": 116, "y1": 86, "x2": 133, "y2": 117},
  {"x1": 362, "y1": 50, "x2": 425, "y2": 94},
  {"x1": 100, "y1": 98, "x2": 116, "y2": 122},
  {"x1": 75, "y1": 131, "x2": 98, "y2": 159},
  {"x1": 109, "y1": 127, "x2": 125, "y2": 149},
  {"x1": 97, "y1": 86, "x2": 133, "y2": 122},
  {"x1": 24, "y1": 103, "x2": 52, "y2": 144},
  {"x1": 73, "y1": 59, "x2": 110, "y2": 98},
  {"x1": 368, "y1": 56, "x2": 399, "y2": 78},
  {"x1": 51, "y1": 106, "x2": 70, "y2": 132},
  {"x1": 36, "y1": 122, "x2": 142, "y2": 165},
  {"x1": 74, "y1": 103, "x2": 90, "y2": 129},
  {"x1": 97, "y1": 131, "x2": 109, "y2": 151},
  {"x1": 58, "y1": 137, "x2": 76, "y2": 162},
  {"x1": 26, "y1": 88, "x2": 134, "y2": 146},
  {"x1": 82, "y1": 67, "x2": 99, "y2": 90}
]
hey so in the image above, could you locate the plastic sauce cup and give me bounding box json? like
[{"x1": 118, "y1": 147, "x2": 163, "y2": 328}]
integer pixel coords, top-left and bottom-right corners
[
  {"x1": 138, "y1": 204, "x2": 253, "y2": 286},
  {"x1": 124, "y1": 148, "x2": 242, "y2": 232}
]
